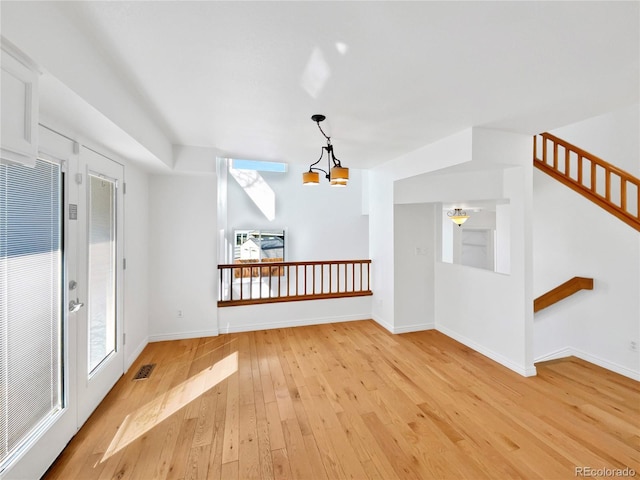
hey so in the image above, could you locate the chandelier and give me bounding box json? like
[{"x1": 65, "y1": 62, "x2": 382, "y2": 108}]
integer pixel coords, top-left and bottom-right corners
[
  {"x1": 302, "y1": 114, "x2": 349, "y2": 187},
  {"x1": 448, "y1": 208, "x2": 470, "y2": 226}
]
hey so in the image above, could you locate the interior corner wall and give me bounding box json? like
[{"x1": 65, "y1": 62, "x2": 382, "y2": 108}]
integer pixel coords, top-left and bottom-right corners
[
  {"x1": 122, "y1": 164, "x2": 150, "y2": 370},
  {"x1": 369, "y1": 169, "x2": 395, "y2": 331},
  {"x1": 148, "y1": 174, "x2": 218, "y2": 341},
  {"x1": 368, "y1": 129, "x2": 474, "y2": 332},
  {"x1": 533, "y1": 105, "x2": 640, "y2": 380},
  {"x1": 393, "y1": 203, "x2": 435, "y2": 332}
]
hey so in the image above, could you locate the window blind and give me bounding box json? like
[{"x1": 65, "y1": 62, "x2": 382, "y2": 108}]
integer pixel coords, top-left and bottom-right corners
[{"x1": 0, "y1": 158, "x2": 63, "y2": 470}]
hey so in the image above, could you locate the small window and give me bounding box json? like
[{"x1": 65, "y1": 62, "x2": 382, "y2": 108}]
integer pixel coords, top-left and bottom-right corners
[
  {"x1": 232, "y1": 229, "x2": 285, "y2": 280},
  {"x1": 233, "y1": 229, "x2": 285, "y2": 263},
  {"x1": 230, "y1": 159, "x2": 287, "y2": 173}
]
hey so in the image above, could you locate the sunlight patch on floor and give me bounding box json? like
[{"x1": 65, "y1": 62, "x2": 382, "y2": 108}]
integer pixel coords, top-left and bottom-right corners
[{"x1": 101, "y1": 351, "x2": 238, "y2": 462}]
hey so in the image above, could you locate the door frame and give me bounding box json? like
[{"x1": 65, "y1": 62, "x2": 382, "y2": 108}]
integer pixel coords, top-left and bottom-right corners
[{"x1": 75, "y1": 146, "x2": 125, "y2": 427}]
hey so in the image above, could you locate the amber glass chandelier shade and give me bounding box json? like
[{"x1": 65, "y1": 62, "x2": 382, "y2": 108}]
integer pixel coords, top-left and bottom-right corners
[
  {"x1": 302, "y1": 171, "x2": 320, "y2": 185},
  {"x1": 330, "y1": 166, "x2": 349, "y2": 182}
]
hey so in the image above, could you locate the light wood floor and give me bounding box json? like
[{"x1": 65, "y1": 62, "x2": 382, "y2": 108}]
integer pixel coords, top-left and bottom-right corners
[{"x1": 44, "y1": 320, "x2": 639, "y2": 480}]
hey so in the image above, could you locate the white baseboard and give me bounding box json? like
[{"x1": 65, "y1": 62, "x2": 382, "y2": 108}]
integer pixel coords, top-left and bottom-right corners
[
  {"x1": 534, "y1": 347, "x2": 572, "y2": 363},
  {"x1": 436, "y1": 325, "x2": 537, "y2": 377},
  {"x1": 370, "y1": 315, "x2": 434, "y2": 334},
  {"x1": 148, "y1": 329, "x2": 219, "y2": 343},
  {"x1": 218, "y1": 314, "x2": 369, "y2": 334},
  {"x1": 125, "y1": 337, "x2": 149, "y2": 372},
  {"x1": 572, "y1": 348, "x2": 640, "y2": 381},
  {"x1": 371, "y1": 314, "x2": 394, "y2": 333},
  {"x1": 392, "y1": 323, "x2": 435, "y2": 334},
  {"x1": 536, "y1": 347, "x2": 640, "y2": 381}
]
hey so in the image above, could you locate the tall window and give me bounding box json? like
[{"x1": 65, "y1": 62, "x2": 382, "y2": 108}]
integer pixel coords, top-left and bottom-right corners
[
  {"x1": 0, "y1": 158, "x2": 63, "y2": 471},
  {"x1": 88, "y1": 174, "x2": 117, "y2": 374}
]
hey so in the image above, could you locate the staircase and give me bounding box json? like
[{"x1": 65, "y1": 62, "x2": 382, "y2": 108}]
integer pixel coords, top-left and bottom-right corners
[
  {"x1": 533, "y1": 132, "x2": 639, "y2": 311},
  {"x1": 533, "y1": 132, "x2": 640, "y2": 232}
]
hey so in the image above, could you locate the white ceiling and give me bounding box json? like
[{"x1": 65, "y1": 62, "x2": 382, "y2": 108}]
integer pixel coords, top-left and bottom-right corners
[{"x1": 36, "y1": 2, "x2": 640, "y2": 169}]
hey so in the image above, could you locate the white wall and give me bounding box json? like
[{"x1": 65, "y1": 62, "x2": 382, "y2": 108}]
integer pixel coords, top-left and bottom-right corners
[
  {"x1": 369, "y1": 129, "x2": 474, "y2": 331},
  {"x1": 533, "y1": 105, "x2": 640, "y2": 380},
  {"x1": 368, "y1": 169, "x2": 396, "y2": 330},
  {"x1": 395, "y1": 169, "x2": 504, "y2": 205},
  {"x1": 218, "y1": 162, "x2": 371, "y2": 331},
  {"x1": 148, "y1": 174, "x2": 218, "y2": 340},
  {"x1": 495, "y1": 203, "x2": 511, "y2": 274},
  {"x1": 370, "y1": 127, "x2": 535, "y2": 376},
  {"x1": 393, "y1": 203, "x2": 436, "y2": 332},
  {"x1": 226, "y1": 163, "x2": 369, "y2": 261},
  {"x1": 1, "y1": 2, "x2": 173, "y2": 168},
  {"x1": 433, "y1": 164, "x2": 534, "y2": 377},
  {"x1": 123, "y1": 165, "x2": 150, "y2": 369},
  {"x1": 218, "y1": 297, "x2": 372, "y2": 334}
]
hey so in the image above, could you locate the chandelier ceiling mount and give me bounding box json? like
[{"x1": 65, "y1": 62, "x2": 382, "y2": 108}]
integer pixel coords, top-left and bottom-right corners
[{"x1": 302, "y1": 114, "x2": 349, "y2": 187}]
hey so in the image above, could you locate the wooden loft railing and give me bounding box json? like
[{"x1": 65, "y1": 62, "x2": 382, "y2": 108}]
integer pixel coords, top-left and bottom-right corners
[
  {"x1": 534, "y1": 276, "x2": 594, "y2": 313},
  {"x1": 534, "y1": 132, "x2": 640, "y2": 232},
  {"x1": 218, "y1": 259, "x2": 372, "y2": 307}
]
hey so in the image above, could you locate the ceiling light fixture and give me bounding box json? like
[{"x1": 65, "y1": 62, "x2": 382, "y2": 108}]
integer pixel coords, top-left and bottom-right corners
[
  {"x1": 302, "y1": 114, "x2": 349, "y2": 187},
  {"x1": 448, "y1": 208, "x2": 469, "y2": 226}
]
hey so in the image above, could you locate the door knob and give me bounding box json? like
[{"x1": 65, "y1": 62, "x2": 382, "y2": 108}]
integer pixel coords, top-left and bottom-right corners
[{"x1": 69, "y1": 298, "x2": 84, "y2": 313}]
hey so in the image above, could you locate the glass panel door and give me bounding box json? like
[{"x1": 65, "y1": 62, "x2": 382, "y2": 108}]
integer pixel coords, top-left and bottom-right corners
[
  {"x1": 1, "y1": 126, "x2": 80, "y2": 480},
  {"x1": 76, "y1": 147, "x2": 124, "y2": 426},
  {"x1": 0, "y1": 158, "x2": 63, "y2": 473},
  {"x1": 88, "y1": 175, "x2": 117, "y2": 374}
]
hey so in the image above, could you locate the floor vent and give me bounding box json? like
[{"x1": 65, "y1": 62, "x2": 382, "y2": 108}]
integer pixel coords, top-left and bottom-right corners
[{"x1": 133, "y1": 363, "x2": 156, "y2": 380}]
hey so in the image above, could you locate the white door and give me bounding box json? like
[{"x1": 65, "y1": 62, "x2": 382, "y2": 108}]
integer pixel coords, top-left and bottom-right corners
[
  {"x1": 76, "y1": 147, "x2": 124, "y2": 425},
  {"x1": 1, "y1": 128, "x2": 78, "y2": 480},
  {"x1": 1, "y1": 135, "x2": 125, "y2": 480}
]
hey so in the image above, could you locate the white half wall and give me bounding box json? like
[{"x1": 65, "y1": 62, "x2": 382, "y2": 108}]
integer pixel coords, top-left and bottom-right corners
[
  {"x1": 435, "y1": 263, "x2": 531, "y2": 376},
  {"x1": 433, "y1": 160, "x2": 533, "y2": 375},
  {"x1": 148, "y1": 174, "x2": 218, "y2": 341},
  {"x1": 218, "y1": 297, "x2": 372, "y2": 334}
]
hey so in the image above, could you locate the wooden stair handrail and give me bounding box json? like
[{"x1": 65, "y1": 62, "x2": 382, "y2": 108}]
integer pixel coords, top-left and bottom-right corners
[
  {"x1": 534, "y1": 277, "x2": 594, "y2": 313},
  {"x1": 534, "y1": 132, "x2": 640, "y2": 232}
]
